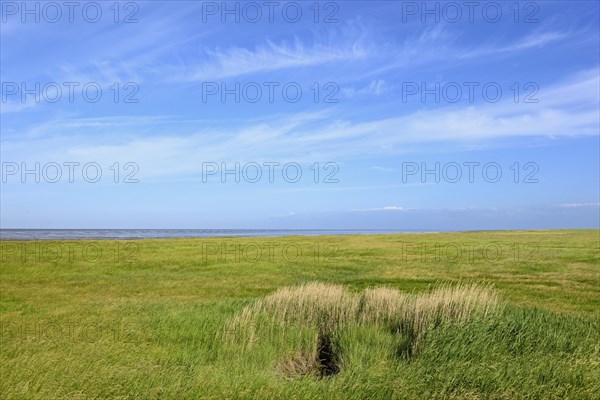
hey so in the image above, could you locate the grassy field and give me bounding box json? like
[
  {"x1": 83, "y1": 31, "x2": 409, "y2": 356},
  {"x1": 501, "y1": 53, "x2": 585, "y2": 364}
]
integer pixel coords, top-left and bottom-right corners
[{"x1": 1, "y1": 229, "x2": 598, "y2": 399}]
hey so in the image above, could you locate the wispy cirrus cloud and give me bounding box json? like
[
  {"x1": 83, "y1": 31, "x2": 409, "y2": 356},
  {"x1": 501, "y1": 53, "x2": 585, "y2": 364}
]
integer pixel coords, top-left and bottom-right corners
[
  {"x1": 0, "y1": 99, "x2": 38, "y2": 114},
  {"x1": 370, "y1": 27, "x2": 576, "y2": 76},
  {"x1": 168, "y1": 36, "x2": 369, "y2": 81},
  {"x1": 342, "y1": 79, "x2": 388, "y2": 98},
  {"x1": 4, "y1": 70, "x2": 597, "y2": 180},
  {"x1": 457, "y1": 30, "x2": 570, "y2": 59}
]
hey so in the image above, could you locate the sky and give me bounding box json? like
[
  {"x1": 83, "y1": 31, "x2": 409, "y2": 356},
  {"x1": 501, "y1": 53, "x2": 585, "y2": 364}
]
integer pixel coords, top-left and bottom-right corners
[{"x1": 0, "y1": 0, "x2": 599, "y2": 230}]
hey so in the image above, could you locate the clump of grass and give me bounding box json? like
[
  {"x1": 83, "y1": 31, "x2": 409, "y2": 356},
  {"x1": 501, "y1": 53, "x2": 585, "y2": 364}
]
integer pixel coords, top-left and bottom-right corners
[
  {"x1": 229, "y1": 282, "x2": 498, "y2": 334},
  {"x1": 393, "y1": 283, "x2": 500, "y2": 357},
  {"x1": 357, "y1": 287, "x2": 410, "y2": 326},
  {"x1": 278, "y1": 331, "x2": 341, "y2": 378},
  {"x1": 278, "y1": 347, "x2": 322, "y2": 378},
  {"x1": 226, "y1": 282, "x2": 501, "y2": 375},
  {"x1": 226, "y1": 282, "x2": 358, "y2": 340}
]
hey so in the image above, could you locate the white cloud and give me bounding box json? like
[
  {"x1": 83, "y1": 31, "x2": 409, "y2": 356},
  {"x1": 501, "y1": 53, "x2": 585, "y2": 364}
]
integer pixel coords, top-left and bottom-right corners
[
  {"x1": 353, "y1": 206, "x2": 407, "y2": 212},
  {"x1": 370, "y1": 28, "x2": 573, "y2": 77},
  {"x1": 170, "y1": 36, "x2": 368, "y2": 81},
  {"x1": 370, "y1": 166, "x2": 397, "y2": 172},
  {"x1": 0, "y1": 99, "x2": 38, "y2": 114},
  {"x1": 559, "y1": 203, "x2": 600, "y2": 208},
  {"x1": 342, "y1": 80, "x2": 388, "y2": 98},
  {"x1": 3, "y1": 71, "x2": 597, "y2": 180},
  {"x1": 458, "y1": 30, "x2": 569, "y2": 59}
]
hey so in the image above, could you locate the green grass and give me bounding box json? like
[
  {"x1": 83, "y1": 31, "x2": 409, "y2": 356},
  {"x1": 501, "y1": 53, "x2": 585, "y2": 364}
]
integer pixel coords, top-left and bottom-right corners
[{"x1": 1, "y1": 229, "x2": 599, "y2": 399}]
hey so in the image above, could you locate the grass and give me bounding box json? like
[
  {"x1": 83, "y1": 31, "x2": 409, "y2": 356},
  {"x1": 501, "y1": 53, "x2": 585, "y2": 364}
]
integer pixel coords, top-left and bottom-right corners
[
  {"x1": 227, "y1": 282, "x2": 500, "y2": 373},
  {"x1": 0, "y1": 229, "x2": 599, "y2": 399}
]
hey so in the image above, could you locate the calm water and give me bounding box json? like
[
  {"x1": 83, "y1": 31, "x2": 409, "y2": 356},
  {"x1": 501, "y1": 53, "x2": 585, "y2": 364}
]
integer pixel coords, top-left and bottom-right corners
[{"x1": 0, "y1": 229, "x2": 422, "y2": 240}]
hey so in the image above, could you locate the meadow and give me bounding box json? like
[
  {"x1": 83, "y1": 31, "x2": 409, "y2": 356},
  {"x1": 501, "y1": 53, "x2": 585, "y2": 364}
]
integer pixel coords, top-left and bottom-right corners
[{"x1": 1, "y1": 229, "x2": 598, "y2": 399}]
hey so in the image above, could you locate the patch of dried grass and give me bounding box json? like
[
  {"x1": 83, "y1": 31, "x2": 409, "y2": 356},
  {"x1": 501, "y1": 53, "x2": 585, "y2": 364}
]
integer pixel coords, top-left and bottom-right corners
[{"x1": 226, "y1": 281, "x2": 501, "y2": 370}]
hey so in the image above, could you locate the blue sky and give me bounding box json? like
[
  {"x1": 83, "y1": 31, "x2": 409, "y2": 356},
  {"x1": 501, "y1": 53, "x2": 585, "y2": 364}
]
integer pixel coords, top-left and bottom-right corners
[{"x1": 1, "y1": 0, "x2": 599, "y2": 229}]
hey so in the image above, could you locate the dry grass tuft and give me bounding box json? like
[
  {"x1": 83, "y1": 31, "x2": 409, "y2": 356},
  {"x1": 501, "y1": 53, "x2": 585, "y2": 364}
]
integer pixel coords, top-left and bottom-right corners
[
  {"x1": 358, "y1": 287, "x2": 410, "y2": 325},
  {"x1": 278, "y1": 331, "x2": 341, "y2": 378},
  {"x1": 278, "y1": 349, "x2": 321, "y2": 378},
  {"x1": 228, "y1": 282, "x2": 499, "y2": 336},
  {"x1": 227, "y1": 282, "x2": 358, "y2": 337},
  {"x1": 394, "y1": 283, "x2": 500, "y2": 357},
  {"x1": 226, "y1": 281, "x2": 501, "y2": 367},
  {"x1": 396, "y1": 283, "x2": 499, "y2": 333}
]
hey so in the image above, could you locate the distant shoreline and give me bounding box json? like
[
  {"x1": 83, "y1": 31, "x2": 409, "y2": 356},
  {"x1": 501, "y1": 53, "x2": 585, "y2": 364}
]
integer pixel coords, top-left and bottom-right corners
[
  {"x1": 0, "y1": 228, "x2": 594, "y2": 241},
  {"x1": 0, "y1": 229, "x2": 429, "y2": 241}
]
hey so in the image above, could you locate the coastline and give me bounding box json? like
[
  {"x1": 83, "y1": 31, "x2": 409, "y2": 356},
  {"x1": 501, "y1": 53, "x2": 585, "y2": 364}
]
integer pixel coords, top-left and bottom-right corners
[{"x1": 0, "y1": 228, "x2": 594, "y2": 241}]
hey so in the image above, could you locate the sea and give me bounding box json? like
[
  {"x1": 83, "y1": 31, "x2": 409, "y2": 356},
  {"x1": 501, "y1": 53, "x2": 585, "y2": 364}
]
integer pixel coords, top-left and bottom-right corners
[{"x1": 0, "y1": 229, "x2": 429, "y2": 240}]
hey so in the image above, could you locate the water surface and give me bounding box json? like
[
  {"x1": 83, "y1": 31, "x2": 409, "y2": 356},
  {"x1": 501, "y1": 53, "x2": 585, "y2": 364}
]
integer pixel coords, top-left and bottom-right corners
[{"x1": 0, "y1": 229, "x2": 425, "y2": 240}]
